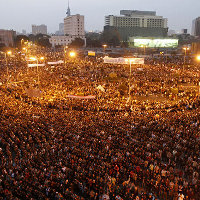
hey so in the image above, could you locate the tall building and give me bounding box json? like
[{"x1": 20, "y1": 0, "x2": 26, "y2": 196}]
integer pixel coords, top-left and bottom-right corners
[
  {"x1": 59, "y1": 23, "x2": 64, "y2": 35},
  {"x1": 32, "y1": 24, "x2": 47, "y2": 35},
  {"x1": 64, "y1": 14, "x2": 85, "y2": 37},
  {"x1": 0, "y1": 29, "x2": 16, "y2": 47},
  {"x1": 50, "y1": 3, "x2": 86, "y2": 47},
  {"x1": 104, "y1": 10, "x2": 168, "y2": 41},
  {"x1": 192, "y1": 17, "x2": 200, "y2": 37}
]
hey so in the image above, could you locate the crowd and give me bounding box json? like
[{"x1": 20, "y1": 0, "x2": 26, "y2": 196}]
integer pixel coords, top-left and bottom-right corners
[{"x1": 0, "y1": 49, "x2": 199, "y2": 200}]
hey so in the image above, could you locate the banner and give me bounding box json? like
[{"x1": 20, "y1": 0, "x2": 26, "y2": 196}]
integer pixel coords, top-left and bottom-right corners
[
  {"x1": 28, "y1": 64, "x2": 45, "y2": 67},
  {"x1": 47, "y1": 60, "x2": 64, "y2": 65},
  {"x1": 103, "y1": 56, "x2": 144, "y2": 64},
  {"x1": 67, "y1": 95, "x2": 96, "y2": 99}
]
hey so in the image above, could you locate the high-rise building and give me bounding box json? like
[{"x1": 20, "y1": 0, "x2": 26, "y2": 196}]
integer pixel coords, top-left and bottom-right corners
[
  {"x1": 22, "y1": 29, "x2": 26, "y2": 35},
  {"x1": 32, "y1": 24, "x2": 47, "y2": 35},
  {"x1": 50, "y1": 2, "x2": 86, "y2": 47},
  {"x1": 104, "y1": 10, "x2": 168, "y2": 41},
  {"x1": 0, "y1": 29, "x2": 16, "y2": 47},
  {"x1": 192, "y1": 17, "x2": 200, "y2": 37},
  {"x1": 59, "y1": 23, "x2": 64, "y2": 35},
  {"x1": 64, "y1": 14, "x2": 85, "y2": 37}
]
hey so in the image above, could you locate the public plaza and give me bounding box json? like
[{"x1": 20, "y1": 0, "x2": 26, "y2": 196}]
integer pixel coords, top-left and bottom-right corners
[{"x1": 0, "y1": 46, "x2": 199, "y2": 200}]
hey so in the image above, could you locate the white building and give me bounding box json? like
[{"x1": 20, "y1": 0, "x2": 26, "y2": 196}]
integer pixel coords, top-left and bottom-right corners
[
  {"x1": 32, "y1": 24, "x2": 47, "y2": 35},
  {"x1": 50, "y1": 3, "x2": 86, "y2": 47},
  {"x1": 49, "y1": 35, "x2": 86, "y2": 47},
  {"x1": 105, "y1": 10, "x2": 168, "y2": 29},
  {"x1": 64, "y1": 14, "x2": 85, "y2": 37}
]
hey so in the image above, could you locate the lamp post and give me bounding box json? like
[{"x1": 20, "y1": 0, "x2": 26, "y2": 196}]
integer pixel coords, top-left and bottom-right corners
[
  {"x1": 69, "y1": 51, "x2": 76, "y2": 58},
  {"x1": 196, "y1": 55, "x2": 200, "y2": 95},
  {"x1": 30, "y1": 56, "x2": 44, "y2": 84},
  {"x1": 141, "y1": 45, "x2": 146, "y2": 55},
  {"x1": 125, "y1": 58, "x2": 135, "y2": 100},
  {"x1": 64, "y1": 46, "x2": 68, "y2": 67},
  {"x1": 183, "y1": 47, "x2": 190, "y2": 66},
  {"x1": 4, "y1": 51, "x2": 12, "y2": 84},
  {"x1": 102, "y1": 44, "x2": 107, "y2": 54}
]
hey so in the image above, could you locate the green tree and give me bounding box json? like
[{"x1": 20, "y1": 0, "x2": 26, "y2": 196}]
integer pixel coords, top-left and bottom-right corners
[
  {"x1": 69, "y1": 38, "x2": 85, "y2": 48},
  {"x1": 14, "y1": 35, "x2": 29, "y2": 48}
]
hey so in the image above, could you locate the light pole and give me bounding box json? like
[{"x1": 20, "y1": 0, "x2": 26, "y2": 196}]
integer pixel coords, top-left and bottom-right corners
[
  {"x1": 183, "y1": 47, "x2": 190, "y2": 66},
  {"x1": 4, "y1": 51, "x2": 12, "y2": 84},
  {"x1": 64, "y1": 46, "x2": 68, "y2": 67},
  {"x1": 141, "y1": 45, "x2": 146, "y2": 55},
  {"x1": 30, "y1": 56, "x2": 44, "y2": 84},
  {"x1": 196, "y1": 55, "x2": 200, "y2": 95},
  {"x1": 126, "y1": 59, "x2": 134, "y2": 100},
  {"x1": 103, "y1": 44, "x2": 107, "y2": 54}
]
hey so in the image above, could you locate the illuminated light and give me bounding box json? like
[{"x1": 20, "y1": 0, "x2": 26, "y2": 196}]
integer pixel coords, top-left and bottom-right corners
[
  {"x1": 132, "y1": 38, "x2": 179, "y2": 48},
  {"x1": 40, "y1": 57, "x2": 44, "y2": 60},
  {"x1": 69, "y1": 51, "x2": 76, "y2": 57},
  {"x1": 197, "y1": 55, "x2": 200, "y2": 61},
  {"x1": 7, "y1": 51, "x2": 12, "y2": 55},
  {"x1": 30, "y1": 57, "x2": 37, "y2": 61}
]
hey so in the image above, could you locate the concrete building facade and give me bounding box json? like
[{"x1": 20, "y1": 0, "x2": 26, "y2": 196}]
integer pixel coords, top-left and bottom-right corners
[
  {"x1": 104, "y1": 10, "x2": 168, "y2": 41},
  {"x1": 64, "y1": 14, "x2": 85, "y2": 37},
  {"x1": 0, "y1": 29, "x2": 16, "y2": 47},
  {"x1": 192, "y1": 17, "x2": 200, "y2": 37},
  {"x1": 49, "y1": 35, "x2": 86, "y2": 47},
  {"x1": 32, "y1": 24, "x2": 47, "y2": 35}
]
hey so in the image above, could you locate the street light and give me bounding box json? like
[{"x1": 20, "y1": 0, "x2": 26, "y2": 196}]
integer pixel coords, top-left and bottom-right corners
[
  {"x1": 64, "y1": 46, "x2": 68, "y2": 67},
  {"x1": 196, "y1": 55, "x2": 200, "y2": 61},
  {"x1": 140, "y1": 45, "x2": 146, "y2": 55},
  {"x1": 102, "y1": 44, "x2": 107, "y2": 53},
  {"x1": 69, "y1": 51, "x2": 76, "y2": 58},
  {"x1": 125, "y1": 58, "x2": 135, "y2": 100},
  {"x1": 183, "y1": 47, "x2": 190, "y2": 65},
  {"x1": 29, "y1": 56, "x2": 44, "y2": 83},
  {"x1": 5, "y1": 51, "x2": 12, "y2": 84}
]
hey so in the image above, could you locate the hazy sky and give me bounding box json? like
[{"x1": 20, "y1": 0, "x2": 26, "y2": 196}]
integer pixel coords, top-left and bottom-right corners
[{"x1": 1, "y1": 0, "x2": 199, "y2": 34}]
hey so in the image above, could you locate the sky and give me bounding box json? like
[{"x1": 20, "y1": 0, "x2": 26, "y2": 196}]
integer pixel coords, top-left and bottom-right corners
[{"x1": 0, "y1": 0, "x2": 200, "y2": 34}]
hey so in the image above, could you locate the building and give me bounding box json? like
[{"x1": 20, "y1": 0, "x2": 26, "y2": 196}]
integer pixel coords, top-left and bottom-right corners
[
  {"x1": 49, "y1": 35, "x2": 86, "y2": 47},
  {"x1": 32, "y1": 24, "x2": 47, "y2": 35},
  {"x1": 192, "y1": 17, "x2": 200, "y2": 37},
  {"x1": 22, "y1": 29, "x2": 27, "y2": 35},
  {"x1": 50, "y1": 2, "x2": 86, "y2": 47},
  {"x1": 59, "y1": 23, "x2": 64, "y2": 35},
  {"x1": 104, "y1": 10, "x2": 168, "y2": 41},
  {"x1": 64, "y1": 14, "x2": 85, "y2": 37},
  {"x1": 0, "y1": 29, "x2": 16, "y2": 47}
]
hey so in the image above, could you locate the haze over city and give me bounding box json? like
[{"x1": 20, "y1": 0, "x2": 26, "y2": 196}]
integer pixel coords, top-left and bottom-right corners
[{"x1": 1, "y1": 0, "x2": 200, "y2": 33}]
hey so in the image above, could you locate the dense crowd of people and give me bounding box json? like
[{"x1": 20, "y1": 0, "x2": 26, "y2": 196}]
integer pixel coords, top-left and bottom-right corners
[{"x1": 0, "y1": 49, "x2": 199, "y2": 200}]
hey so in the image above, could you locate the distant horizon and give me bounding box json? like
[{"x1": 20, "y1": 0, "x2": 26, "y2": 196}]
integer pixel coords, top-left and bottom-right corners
[{"x1": 1, "y1": 0, "x2": 199, "y2": 34}]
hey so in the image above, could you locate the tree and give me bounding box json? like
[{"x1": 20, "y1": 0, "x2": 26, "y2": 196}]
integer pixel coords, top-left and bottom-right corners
[
  {"x1": 101, "y1": 27, "x2": 120, "y2": 47},
  {"x1": 14, "y1": 35, "x2": 29, "y2": 48},
  {"x1": 69, "y1": 38, "x2": 85, "y2": 48},
  {"x1": 28, "y1": 34, "x2": 51, "y2": 47}
]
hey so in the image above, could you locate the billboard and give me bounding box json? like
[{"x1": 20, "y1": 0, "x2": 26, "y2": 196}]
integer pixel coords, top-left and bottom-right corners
[
  {"x1": 88, "y1": 51, "x2": 96, "y2": 56},
  {"x1": 131, "y1": 38, "x2": 178, "y2": 48}
]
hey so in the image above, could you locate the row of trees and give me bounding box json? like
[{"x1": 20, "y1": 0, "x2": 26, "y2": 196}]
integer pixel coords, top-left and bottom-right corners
[
  {"x1": 14, "y1": 29, "x2": 123, "y2": 49},
  {"x1": 1, "y1": 28, "x2": 124, "y2": 50}
]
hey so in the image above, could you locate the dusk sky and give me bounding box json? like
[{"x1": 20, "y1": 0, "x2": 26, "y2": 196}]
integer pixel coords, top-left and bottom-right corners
[{"x1": 1, "y1": 0, "x2": 200, "y2": 34}]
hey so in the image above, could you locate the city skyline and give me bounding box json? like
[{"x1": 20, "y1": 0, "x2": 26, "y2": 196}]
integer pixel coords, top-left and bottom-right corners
[{"x1": 1, "y1": 0, "x2": 200, "y2": 34}]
